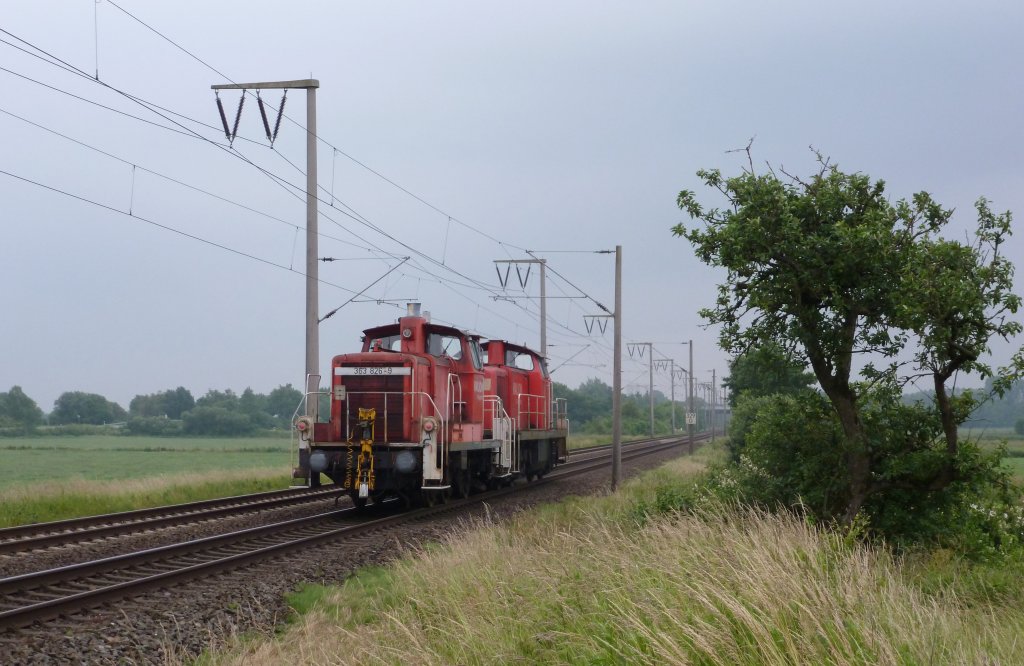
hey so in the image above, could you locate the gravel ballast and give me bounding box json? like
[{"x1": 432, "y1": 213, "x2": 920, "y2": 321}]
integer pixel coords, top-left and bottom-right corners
[{"x1": 0, "y1": 444, "x2": 691, "y2": 665}]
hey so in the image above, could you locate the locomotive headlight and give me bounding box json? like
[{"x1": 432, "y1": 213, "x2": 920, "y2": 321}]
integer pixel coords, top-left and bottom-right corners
[
  {"x1": 309, "y1": 451, "x2": 328, "y2": 473},
  {"x1": 422, "y1": 418, "x2": 436, "y2": 433},
  {"x1": 395, "y1": 450, "x2": 418, "y2": 474}
]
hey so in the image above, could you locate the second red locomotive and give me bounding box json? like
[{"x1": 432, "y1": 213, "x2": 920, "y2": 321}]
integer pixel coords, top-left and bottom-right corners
[{"x1": 295, "y1": 304, "x2": 568, "y2": 507}]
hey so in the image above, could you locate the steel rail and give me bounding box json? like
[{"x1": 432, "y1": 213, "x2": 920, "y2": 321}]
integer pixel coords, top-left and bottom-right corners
[
  {"x1": 0, "y1": 434, "x2": 704, "y2": 631},
  {"x1": 0, "y1": 485, "x2": 344, "y2": 554},
  {"x1": 0, "y1": 434, "x2": 684, "y2": 555}
]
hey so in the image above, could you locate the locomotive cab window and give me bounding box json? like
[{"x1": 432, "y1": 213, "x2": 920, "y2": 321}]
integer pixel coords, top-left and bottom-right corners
[
  {"x1": 469, "y1": 339, "x2": 484, "y2": 370},
  {"x1": 507, "y1": 351, "x2": 534, "y2": 371},
  {"x1": 428, "y1": 333, "x2": 463, "y2": 360},
  {"x1": 368, "y1": 334, "x2": 402, "y2": 352}
]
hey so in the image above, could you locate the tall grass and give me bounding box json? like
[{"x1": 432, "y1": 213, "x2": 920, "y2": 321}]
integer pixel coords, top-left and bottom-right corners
[
  {"x1": 0, "y1": 468, "x2": 293, "y2": 528},
  {"x1": 206, "y1": 447, "x2": 1024, "y2": 665}
]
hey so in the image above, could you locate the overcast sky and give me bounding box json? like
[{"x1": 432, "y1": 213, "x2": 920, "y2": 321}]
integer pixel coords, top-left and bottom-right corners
[{"x1": 2, "y1": 1, "x2": 1022, "y2": 412}]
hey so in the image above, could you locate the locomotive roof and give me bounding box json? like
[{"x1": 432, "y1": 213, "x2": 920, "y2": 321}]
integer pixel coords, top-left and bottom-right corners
[
  {"x1": 362, "y1": 320, "x2": 467, "y2": 339},
  {"x1": 481, "y1": 340, "x2": 541, "y2": 357}
]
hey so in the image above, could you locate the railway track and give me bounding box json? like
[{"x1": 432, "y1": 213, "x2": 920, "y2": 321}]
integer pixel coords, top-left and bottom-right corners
[
  {"x1": 0, "y1": 435, "x2": 702, "y2": 631},
  {"x1": 0, "y1": 485, "x2": 345, "y2": 554},
  {"x1": 0, "y1": 437, "x2": 658, "y2": 555}
]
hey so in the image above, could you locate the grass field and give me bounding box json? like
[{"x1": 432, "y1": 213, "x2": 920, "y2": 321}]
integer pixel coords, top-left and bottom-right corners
[
  {"x1": 0, "y1": 435, "x2": 292, "y2": 489},
  {"x1": 0, "y1": 435, "x2": 296, "y2": 527},
  {"x1": 966, "y1": 431, "x2": 1024, "y2": 483},
  {"x1": 203, "y1": 443, "x2": 1024, "y2": 665}
]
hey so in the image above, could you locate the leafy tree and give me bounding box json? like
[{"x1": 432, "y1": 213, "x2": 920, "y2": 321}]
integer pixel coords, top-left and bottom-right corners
[
  {"x1": 0, "y1": 386, "x2": 44, "y2": 432},
  {"x1": 723, "y1": 342, "x2": 815, "y2": 407},
  {"x1": 195, "y1": 389, "x2": 241, "y2": 412},
  {"x1": 50, "y1": 391, "x2": 127, "y2": 425},
  {"x1": 126, "y1": 416, "x2": 185, "y2": 436},
  {"x1": 676, "y1": 155, "x2": 1022, "y2": 530},
  {"x1": 182, "y1": 405, "x2": 256, "y2": 436},
  {"x1": 266, "y1": 384, "x2": 304, "y2": 427},
  {"x1": 555, "y1": 378, "x2": 613, "y2": 431},
  {"x1": 129, "y1": 387, "x2": 195, "y2": 420},
  {"x1": 239, "y1": 387, "x2": 273, "y2": 429},
  {"x1": 162, "y1": 387, "x2": 195, "y2": 420}
]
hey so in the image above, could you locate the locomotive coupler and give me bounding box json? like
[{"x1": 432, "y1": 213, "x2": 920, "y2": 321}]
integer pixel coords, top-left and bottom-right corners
[{"x1": 353, "y1": 407, "x2": 376, "y2": 498}]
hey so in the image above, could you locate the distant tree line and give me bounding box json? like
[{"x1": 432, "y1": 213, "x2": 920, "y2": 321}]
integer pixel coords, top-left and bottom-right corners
[
  {"x1": 0, "y1": 385, "x2": 305, "y2": 437},
  {"x1": 553, "y1": 378, "x2": 711, "y2": 436}
]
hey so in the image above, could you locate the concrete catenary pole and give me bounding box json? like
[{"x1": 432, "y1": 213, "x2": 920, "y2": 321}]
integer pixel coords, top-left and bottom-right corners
[
  {"x1": 629, "y1": 342, "x2": 655, "y2": 438},
  {"x1": 539, "y1": 259, "x2": 547, "y2": 359},
  {"x1": 612, "y1": 246, "x2": 623, "y2": 491},
  {"x1": 648, "y1": 345, "x2": 654, "y2": 437},
  {"x1": 711, "y1": 368, "x2": 717, "y2": 443},
  {"x1": 688, "y1": 339, "x2": 694, "y2": 454},
  {"x1": 212, "y1": 78, "x2": 319, "y2": 478},
  {"x1": 304, "y1": 85, "x2": 319, "y2": 420},
  {"x1": 669, "y1": 359, "x2": 676, "y2": 433}
]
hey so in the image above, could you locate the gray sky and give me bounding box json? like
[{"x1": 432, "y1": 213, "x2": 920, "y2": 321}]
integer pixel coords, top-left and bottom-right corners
[{"x1": 2, "y1": 1, "x2": 1022, "y2": 412}]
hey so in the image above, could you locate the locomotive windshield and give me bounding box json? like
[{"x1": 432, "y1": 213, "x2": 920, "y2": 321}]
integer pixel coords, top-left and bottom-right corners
[
  {"x1": 468, "y1": 339, "x2": 483, "y2": 370},
  {"x1": 507, "y1": 351, "x2": 535, "y2": 371},
  {"x1": 427, "y1": 333, "x2": 463, "y2": 360},
  {"x1": 367, "y1": 334, "x2": 402, "y2": 352}
]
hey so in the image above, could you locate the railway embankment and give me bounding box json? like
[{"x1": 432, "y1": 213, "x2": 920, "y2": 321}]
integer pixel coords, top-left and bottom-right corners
[{"x1": 203, "y1": 442, "x2": 1024, "y2": 666}]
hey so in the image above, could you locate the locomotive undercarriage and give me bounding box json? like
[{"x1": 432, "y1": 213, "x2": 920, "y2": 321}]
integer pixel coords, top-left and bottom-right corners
[{"x1": 308, "y1": 436, "x2": 565, "y2": 508}]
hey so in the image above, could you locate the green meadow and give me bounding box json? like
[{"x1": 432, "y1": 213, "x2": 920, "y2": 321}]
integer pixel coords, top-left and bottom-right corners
[{"x1": 0, "y1": 435, "x2": 292, "y2": 488}]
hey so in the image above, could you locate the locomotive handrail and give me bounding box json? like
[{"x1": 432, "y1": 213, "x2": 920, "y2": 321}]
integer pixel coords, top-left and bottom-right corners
[
  {"x1": 552, "y1": 397, "x2": 569, "y2": 432},
  {"x1": 516, "y1": 392, "x2": 550, "y2": 430},
  {"x1": 445, "y1": 372, "x2": 463, "y2": 423},
  {"x1": 482, "y1": 395, "x2": 517, "y2": 474},
  {"x1": 340, "y1": 390, "x2": 444, "y2": 445}
]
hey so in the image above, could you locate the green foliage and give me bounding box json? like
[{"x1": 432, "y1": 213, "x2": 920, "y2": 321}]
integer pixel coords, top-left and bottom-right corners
[
  {"x1": 555, "y1": 378, "x2": 709, "y2": 435},
  {"x1": 50, "y1": 391, "x2": 127, "y2": 425},
  {"x1": 724, "y1": 342, "x2": 815, "y2": 407},
  {"x1": 0, "y1": 386, "x2": 44, "y2": 434},
  {"x1": 705, "y1": 384, "x2": 1024, "y2": 557},
  {"x1": 124, "y1": 384, "x2": 304, "y2": 436},
  {"x1": 129, "y1": 386, "x2": 194, "y2": 419},
  {"x1": 726, "y1": 393, "x2": 782, "y2": 462},
  {"x1": 182, "y1": 405, "x2": 258, "y2": 436},
  {"x1": 676, "y1": 154, "x2": 1024, "y2": 552},
  {"x1": 266, "y1": 384, "x2": 304, "y2": 422},
  {"x1": 126, "y1": 416, "x2": 185, "y2": 436},
  {"x1": 710, "y1": 391, "x2": 848, "y2": 518}
]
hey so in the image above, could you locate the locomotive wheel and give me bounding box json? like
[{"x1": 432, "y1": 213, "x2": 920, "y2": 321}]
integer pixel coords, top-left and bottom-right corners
[{"x1": 456, "y1": 470, "x2": 472, "y2": 499}]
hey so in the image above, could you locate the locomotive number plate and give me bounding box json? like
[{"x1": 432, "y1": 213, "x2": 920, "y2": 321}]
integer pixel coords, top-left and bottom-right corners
[{"x1": 335, "y1": 366, "x2": 411, "y2": 376}]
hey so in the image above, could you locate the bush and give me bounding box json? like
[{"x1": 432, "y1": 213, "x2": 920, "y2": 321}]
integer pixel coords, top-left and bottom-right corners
[
  {"x1": 36, "y1": 424, "x2": 125, "y2": 437},
  {"x1": 181, "y1": 406, "x2": 257, "y2": 436},
  {"x1": 125, "y1": 416, "x2": 185, "y2": 437},
  {"x1": 699, "y1": 388, "x2": 1024, "y2": 559}
]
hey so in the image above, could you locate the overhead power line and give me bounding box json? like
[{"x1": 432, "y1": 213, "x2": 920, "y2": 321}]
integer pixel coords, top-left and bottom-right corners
[
  {"x1": 5, "y1": 17, "x2": 626, "y2": 370},
  {"x1": 102, "y1": 0, "x2": 529, "y2": 253},
  {"x1": 0, "y1": 167, "x2": 386, "y2": 298}
]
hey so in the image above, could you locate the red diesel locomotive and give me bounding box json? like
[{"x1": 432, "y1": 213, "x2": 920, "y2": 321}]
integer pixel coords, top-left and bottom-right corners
[{"x1": 294, "y1": 304, "x2": 568, "y2": 507}]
